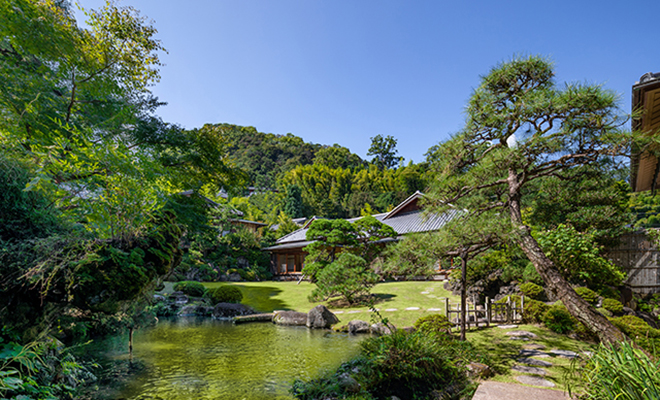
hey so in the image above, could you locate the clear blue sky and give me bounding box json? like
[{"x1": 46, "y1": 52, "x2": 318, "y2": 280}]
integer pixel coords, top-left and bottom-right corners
[{"x1": 75, "y1": 0, "x2": 659, "y2": 163}]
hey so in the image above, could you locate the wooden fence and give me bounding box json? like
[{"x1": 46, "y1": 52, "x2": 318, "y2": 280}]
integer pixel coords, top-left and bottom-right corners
[
  {"x1": 605, "y1": 230, "x2": 660, "y2": 294},
  {"x1": 444, "y1": 296, "x2": 524, "y2": 328}
]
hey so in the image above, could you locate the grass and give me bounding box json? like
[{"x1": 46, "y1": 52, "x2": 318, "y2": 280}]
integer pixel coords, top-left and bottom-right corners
[
  {"x1": 465, "y1": 324, "x2": 592, "y2": 393},
  {"x1": 202, "y1": 280, "x2": 460, "y2": 328}
]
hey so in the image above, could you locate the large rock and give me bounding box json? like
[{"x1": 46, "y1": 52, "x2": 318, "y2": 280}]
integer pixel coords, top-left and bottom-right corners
[
  {"x1": 273, "y1": 310, "x2": 308, "y2": 326},
  {"x1": 307, "y1": 305, "x2": 339, "y2": 329},
  {"x1": 370, "y1": 322, "x2": 393, "y2": 336},
  {"x1": 213, "y1": 303, "x2": 254, "y2": 319},
  {"x1": 348, "y1": 320, "x2": 370, "y2": 334}
]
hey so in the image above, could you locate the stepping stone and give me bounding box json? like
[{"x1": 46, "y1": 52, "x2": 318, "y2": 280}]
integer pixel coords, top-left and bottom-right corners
[
  {"x1": 427, "y1": 308, "x2": 442, "y2": 311},
  {"x1": 421, "y1": 291, "x2": 429, "y2": 294},
  {"x1": 549, "y1": 349, "x2": 578, "y2": 359},
  {"x1": 519, "y1": 349, "x2": 550, "y2": 358},
  {"x1": 512, "y1": 365, "x2": 548, "y2": 375},
  {"x1": 347, "y1": 310, "x2": 362, "y2": 314},
  {"x1": 384, "y1": 308, "x2": 398, "y2": 312},
  {"x1": 405, "y1": 307, "x2": 420, "y2": 311},
  {"x1": 509, "y1": 337, "x2": 530, "y2": 341},
  {"x1": 473, "y1": 381, "x2": 568, "y2": 400},
  {"x1": 518, "y1": 357, "x2": 553, "y2": 367},
  {"x1": 515, "y1": 375, "x2": 555, "y2": 387},
  {"x1": 334, "y1": 311, "x2": 344, "y2": 314},
  {"x1": 523, "y1": 344, "x2": 546, "y2": 350},
  {"x1": 498, "y1": 324, "x2": 518, "y2": 329},
  {"x1": 506, "y1": 330, "x2": 537, "y2": 338}
]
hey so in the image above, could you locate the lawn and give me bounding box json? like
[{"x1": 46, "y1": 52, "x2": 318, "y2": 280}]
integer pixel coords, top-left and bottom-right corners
[{"x1": 203, "y1": 280, "x2": 460, "y2": 328}]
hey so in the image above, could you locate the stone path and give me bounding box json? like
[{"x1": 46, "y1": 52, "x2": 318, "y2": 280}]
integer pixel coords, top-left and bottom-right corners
[
  {"x1": 477, "y1": 325, "x2": 586, "y2": 397},
  {"x1": 472, "y1": 381, "x2": 569, "y2": 400}
]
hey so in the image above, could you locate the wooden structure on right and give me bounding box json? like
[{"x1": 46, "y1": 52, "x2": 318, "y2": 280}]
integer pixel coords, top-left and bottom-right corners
[
  {"x1": 606, "y1": 230, "x2": 660, "y2": 295},
  {"x1": 631, "y1": 72, "x2": 660, "y2": 192}
]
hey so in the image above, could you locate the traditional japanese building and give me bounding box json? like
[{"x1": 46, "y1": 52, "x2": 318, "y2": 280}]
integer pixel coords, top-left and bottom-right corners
[
  {"x1": 631, "y1": 72, "x2": 660, "y2": 192},
  {"x1": 263, "y1": 191, "x2": 458, "y2": 277}
]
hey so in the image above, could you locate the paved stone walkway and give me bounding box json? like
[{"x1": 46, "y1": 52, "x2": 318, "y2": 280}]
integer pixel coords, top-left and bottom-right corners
[{"x1": 472, "y1": 381, "x2": 569, "y2": 400}]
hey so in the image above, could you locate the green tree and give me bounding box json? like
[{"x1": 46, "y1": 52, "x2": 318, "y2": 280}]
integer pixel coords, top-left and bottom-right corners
[
  {"x1": 310, "y1": 252, "x2": 378, "y2": 304},
  {"x1": 313, "y1": 143, "x2": 364, "y2": 170},
  {"x1": 303, "y1": 217, "x2": 395, "y2": 304},
  {"x1": 284, "y1": 184, "x2": 304, "y2": 218},
  {"x1": 426, "y1": 56, "x2": 628, "y2": 344},
  {"x1": 367, "y1": 134, "x2": 402, "y2": 170}
]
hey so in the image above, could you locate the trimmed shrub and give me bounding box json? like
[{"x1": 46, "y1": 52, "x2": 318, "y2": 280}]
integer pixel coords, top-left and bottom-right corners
[
  {"x1": 173, "y1": 281, "x2": 207, "y2": 297},
  {"x1": 495, "y1": 294, "x2": 522, "y2": 305},
  {"x1": 414, "y1": 314, "x2": 453, "y2": 335},
  {"x1": 602, "y1": 298, "x2": 623, "y2": 314},
  {"x1": 523, "y1": 263, "x2": 543, "y2": 285},
  {"x1": 597, "y1": 286, "x2": 620, "y2": 300},
  {"x1": 522, "y1": 299, "x2": 549, "y2": 323},
  {"x1": 519, "y1": 282, "x2": 545, "y2": 300},
  {"x1": 596, "y1": 307, "x2": 612, "y2": 318},
  {"x1": 610, "y1": 315, "x2": 660, "y2": 353},
  {"x1": 542, "y1": 304, "x2": 576, "y2": 334},
  {"x1": 207, "y1": 285, "x2": 243, "y2": 305},
  {"x1": 574, "y1": 287, "x2": 599, "y2": 305}
]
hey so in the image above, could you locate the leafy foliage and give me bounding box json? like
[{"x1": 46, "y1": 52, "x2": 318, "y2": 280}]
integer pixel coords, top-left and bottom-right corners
[
  {"x1": 574, "y1": 287, "x2": 599, "y2": 305},
  {"x1": 292, "y1": 330, "x2": 474, "y2": 400},
  {"x1": 173, "y1": 281, "x2": 207, "y2": 297},
  {"x1": 536, "y1": 224, "x2": 626, "y2": 287},
  {"x1": 519, "y1": 282, "x2": 545, "y2": 300},
  {"x1": 522, "y1": 299, "x2": 549, "y2": 324},
  {"x1": 609, "y1": 315, "x2": 660, "y2": 353},
  {"x1": 367, "y1": 134, "x2": 402, "y2": 170},
  {"x1": 542, "y1": 304, "x2": 576, "y2": 334},
  {"x1": 309, "y1": 253, "x2": 379, "y2": 305},
  {"x1": 413, "y1": 314, "x2": 453, "y2": 335},
  {"x1": 207, "y1": 286, "x2": 243, "y2": 305},
  {"x1": 602, "y1": 298, "x2": 623, "y2": 314}
]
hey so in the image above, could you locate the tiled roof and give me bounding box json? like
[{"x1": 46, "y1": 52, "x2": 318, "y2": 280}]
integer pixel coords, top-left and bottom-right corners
[{"x1": 266, "y1": 208, "x2": 459, "y2": 250}]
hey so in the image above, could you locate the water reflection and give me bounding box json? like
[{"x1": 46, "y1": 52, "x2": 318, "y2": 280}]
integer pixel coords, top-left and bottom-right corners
[{"x1": 116, "y1": 318, "x2": 361, "y2": 400}]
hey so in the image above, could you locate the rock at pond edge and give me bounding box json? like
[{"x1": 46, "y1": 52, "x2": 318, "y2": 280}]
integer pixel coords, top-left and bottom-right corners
[{"x1": 307, "y1": 305, "x2": 339, "y2": 329}]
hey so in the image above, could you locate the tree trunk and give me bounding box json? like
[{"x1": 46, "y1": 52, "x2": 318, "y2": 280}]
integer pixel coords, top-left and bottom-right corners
[
  {"x1": 507, "y1": 169, "x2": 625, "y2": 345},
  {"x1": 460, "y1": 255, "x2": 467, "y2": 341}
]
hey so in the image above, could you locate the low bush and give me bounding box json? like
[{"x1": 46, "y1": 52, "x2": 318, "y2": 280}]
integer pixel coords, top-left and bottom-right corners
[
  {"x1": 609, "y1": 315, "x2": 660, "y2": 353},
  {"x1": 495, "y1": 294, "x2": 522, "y2": 305},
  {"x1": 522, "y1": 299, "x2": 549, "y2": 324},
  {"x1": 602, "y1": 298, "x2": 623, "y2": 314},
  {"x1": 519, "y1": 282, "x2": 545, "y2": 300},
  {"x1": 542, "y1": 304, "x2": 576, "y2": 334},
  {"x1": 414, "y1": 314, "x2": 453, "y2": 335},
  {"x1": 291, "y1": 330, "x2": 475, "y2": 400},
  {"x1": 173, "y1": 281, "x2": 207, "y2": 297},
  {"x1": 575, "y1": 287, "x2": 599, "y2": 305},
  {"x1": 597, "y1": 286, "x2": 620, "y2": 300},
  {"x1": 207, "y1": 285, "x2": 243, "y2": 305}
]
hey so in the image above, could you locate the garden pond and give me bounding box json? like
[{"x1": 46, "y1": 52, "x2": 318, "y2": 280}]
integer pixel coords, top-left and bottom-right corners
[{"x1": 97, "y1": 317, "x2": 362, "y2": 399}]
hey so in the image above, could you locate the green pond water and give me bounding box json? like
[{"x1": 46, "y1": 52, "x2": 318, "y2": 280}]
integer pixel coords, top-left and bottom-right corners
[{"x1": 107, "y1": 318, "x2": 362, "y2": 400}]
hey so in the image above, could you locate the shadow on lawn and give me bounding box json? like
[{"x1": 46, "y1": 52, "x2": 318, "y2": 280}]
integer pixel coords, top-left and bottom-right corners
[
  {"x1": 234, "y1": 285, "x2": 290, "y2": 313},
  {"x1": 468, "y1": 327, "x2": 523, "y2": 374}
]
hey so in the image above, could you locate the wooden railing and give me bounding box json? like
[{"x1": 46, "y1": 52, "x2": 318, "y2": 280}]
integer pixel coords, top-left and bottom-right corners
[{"x1": 444, "y1": 296, "x2": 525, "y2": 328}]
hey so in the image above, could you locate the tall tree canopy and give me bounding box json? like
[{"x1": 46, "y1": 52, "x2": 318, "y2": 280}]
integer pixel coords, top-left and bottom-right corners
[
  {"x1": 426, "y1": 56, "x2": 629, "y2": 344},
  {"x1": 367, "y1": 134, "x2": 402, "y2": 170}
]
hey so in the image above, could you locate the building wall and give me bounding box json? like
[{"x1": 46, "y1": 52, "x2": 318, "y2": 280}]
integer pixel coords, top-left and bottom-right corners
[{"x1": 606, "y1": 231, "x2": 660, "y2": 294}]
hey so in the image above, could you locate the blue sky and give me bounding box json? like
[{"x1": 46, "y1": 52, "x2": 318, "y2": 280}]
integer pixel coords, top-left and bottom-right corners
[{"x1": 75, "y1": 0, "x2": 659, "y2": 163}]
